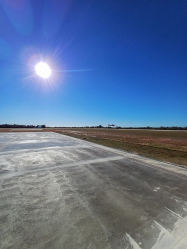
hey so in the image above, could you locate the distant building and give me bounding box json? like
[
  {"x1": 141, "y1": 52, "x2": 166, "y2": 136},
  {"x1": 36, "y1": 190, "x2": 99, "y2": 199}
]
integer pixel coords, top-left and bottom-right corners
[{"x1": 37, "y1": 125, "x2": 46, "y2": 128}]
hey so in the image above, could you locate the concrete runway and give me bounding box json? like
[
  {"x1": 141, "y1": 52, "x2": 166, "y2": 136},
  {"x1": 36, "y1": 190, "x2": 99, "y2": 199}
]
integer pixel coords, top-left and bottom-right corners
[{"x1": 0, "y1": 132, "x2": 187, "y2": 249}]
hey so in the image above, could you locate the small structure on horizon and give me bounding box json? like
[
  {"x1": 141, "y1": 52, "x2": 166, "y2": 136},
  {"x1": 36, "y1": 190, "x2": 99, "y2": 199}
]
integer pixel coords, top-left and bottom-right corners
[{"x1": 108, "y1": 124, "x2": 116, "y2": 128}]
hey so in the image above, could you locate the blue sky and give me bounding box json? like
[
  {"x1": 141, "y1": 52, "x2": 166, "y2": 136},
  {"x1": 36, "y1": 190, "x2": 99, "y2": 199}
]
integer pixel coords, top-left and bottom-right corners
[{"x1": 0, "y1": 0, "x2": 187, "y2": 127}]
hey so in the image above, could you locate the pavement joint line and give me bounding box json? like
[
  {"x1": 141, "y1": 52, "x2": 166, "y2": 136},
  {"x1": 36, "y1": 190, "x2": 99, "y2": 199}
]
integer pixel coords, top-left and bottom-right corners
[{"x1": 1, "y1": 155, "x2": 123, "y2": 178}]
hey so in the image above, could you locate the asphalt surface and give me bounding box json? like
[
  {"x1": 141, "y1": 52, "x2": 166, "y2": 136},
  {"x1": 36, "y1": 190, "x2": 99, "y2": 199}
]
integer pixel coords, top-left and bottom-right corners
[{"x1": 0, "y1": 132, "x2": 187, "y2": 249}]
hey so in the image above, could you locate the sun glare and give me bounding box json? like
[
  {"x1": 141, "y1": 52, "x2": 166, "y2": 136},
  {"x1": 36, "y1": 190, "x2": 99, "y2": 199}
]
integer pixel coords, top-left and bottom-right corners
[{"x1": 35, "y1": 62, "x2": 51, "y2": 79}]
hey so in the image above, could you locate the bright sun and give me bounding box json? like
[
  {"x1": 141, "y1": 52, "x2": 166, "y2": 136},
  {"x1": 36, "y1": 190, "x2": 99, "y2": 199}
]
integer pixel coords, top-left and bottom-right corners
[{"x1": 35, "y1": 62, "x2": 51, "y2": 79}]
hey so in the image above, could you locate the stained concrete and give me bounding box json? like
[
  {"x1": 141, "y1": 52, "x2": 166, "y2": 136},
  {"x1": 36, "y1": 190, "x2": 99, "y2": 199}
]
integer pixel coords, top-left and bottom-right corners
[{"x1": 0, "y1": 132, "x2": 187, "y2": 249}]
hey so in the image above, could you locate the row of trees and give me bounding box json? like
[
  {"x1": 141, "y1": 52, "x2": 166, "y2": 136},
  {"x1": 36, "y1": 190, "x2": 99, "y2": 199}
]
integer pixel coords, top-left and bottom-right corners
[
  {"x1": 1, "y1": 124, "x2": 187, "y2": 130},
  {"x1": 53, "y1": 125, "x2": 187, "y2": 130},
  {"x1": 0, "y1": 124, "x2": 46, "y2": 128}
]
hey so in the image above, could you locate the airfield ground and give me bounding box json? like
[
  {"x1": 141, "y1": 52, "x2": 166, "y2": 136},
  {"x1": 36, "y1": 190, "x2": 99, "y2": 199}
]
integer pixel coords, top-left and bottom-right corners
[
  {"x1": 0, "y1": 131, "x2": 187, "y2": 249},
  {"x1": 1, "y1": 127, "x2": 187, "y2": 167},
  {"x1": 49, "y1": 128, "x2": 187, "y2": 168}
]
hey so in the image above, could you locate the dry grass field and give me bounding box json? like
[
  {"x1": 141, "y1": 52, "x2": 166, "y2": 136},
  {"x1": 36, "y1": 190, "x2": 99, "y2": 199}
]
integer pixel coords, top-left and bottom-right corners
[{"x1": 53, "y1": 128, "x2": 187, "y2": 167}]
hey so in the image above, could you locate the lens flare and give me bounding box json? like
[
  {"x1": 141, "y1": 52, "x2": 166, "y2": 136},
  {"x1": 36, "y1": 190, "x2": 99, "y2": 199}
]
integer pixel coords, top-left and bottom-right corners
[{"x1": 35, "y1": 62, "x2": 51, "y2": 79}]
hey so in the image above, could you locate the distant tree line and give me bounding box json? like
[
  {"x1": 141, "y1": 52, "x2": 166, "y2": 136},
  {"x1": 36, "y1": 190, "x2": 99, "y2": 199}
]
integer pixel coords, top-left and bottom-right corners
[
  {"x1": 0, "y1": 124, "x2": 46, "y2": 128},
  {"x1": 52, "y1": 125, "x2": 187, "y2": 130},
  {"x1": 1, "y1": 124, "x2": 187, "y2": 130}
]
